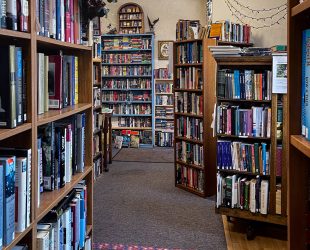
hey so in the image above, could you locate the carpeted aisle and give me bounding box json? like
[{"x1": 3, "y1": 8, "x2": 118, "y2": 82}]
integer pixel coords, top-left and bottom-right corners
[{"x1": 93, "y1": 148, "x2": 226, "y2": 250}]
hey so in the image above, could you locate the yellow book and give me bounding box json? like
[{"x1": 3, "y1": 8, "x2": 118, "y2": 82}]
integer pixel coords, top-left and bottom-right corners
[{"x1": 209, "y1": 23, "x2": 222, "y2": 39}]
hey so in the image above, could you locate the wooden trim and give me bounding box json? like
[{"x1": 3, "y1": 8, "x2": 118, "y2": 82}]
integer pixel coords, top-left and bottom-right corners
[
  {"x1": 291, "y1": 0, "x2": 310, "y2": 16},
  {"x1": 291, "y1": 135, "x2": 310, "y2": 158},
  {"x1": 0, "y1": 29, "x2": 31, "y2": 39},
  {"x1": 175, "y1": 184, "x2": 205, "y2": 197},
  {"x1": 36, "y1": 36, "x2": 92, "y2": 51},
  {"x1": 0, "y1": 123, "x2": 32, "y2": 141}
]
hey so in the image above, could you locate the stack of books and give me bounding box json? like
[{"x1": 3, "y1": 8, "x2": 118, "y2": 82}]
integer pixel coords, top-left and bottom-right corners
[{"x1": 209, "y1": 46, "x2": 242, "y2": 57}]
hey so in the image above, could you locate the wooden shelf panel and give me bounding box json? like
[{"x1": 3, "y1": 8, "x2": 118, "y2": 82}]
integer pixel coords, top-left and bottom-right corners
[
  {"x1": 155, "y1": 105, "x2": 173, "y2": 107},
  {"x1": 175, "y1": 136, "x2": 203, "y2": 145},
  {"x1": 218, "y1": 98, "x2": 271, "y2": 103},
  {"x1": 174, "y1": 39, "x2": 203, "y2": 44},
  {"x1": 215, "y1": 207, "x2": 287, "y2": 226},
  {"x1": 154, "y1": 79, "x2": 173, "y2": 81},
  {"x1": 155, "y1": 117, "x2": 174, "y2": 119},
  {"x1": 113, "y1": 127, "x2": 152, "y2": 130},
  {"x1": 291, "y1": 135, "x2": 310, "y2": 158},
  {"x1": 155, "y1": 92, "x2": 173, "y2": 95},
  {"x1": 176, "y1": 184, "x2": 205, "y2": 197},
  {"x1": 174, "y1": 88, "x2": 203, "y2": 93},
  {"x1": 155, "y1": 129, "x2": 174, "y2": 132},
  {"x1": 3, "y1": 223, "x2": 33, "y2": 250},
  {"x1": 37, "y1": 165, "x2": 92, "y2": 221},
  {"x1": 215, "y1": 56, "x2": 272, "y2": 66},
  {"x1": 174, "y1": 112, "x2": 203, "y2": 119},
  {"x1": 102, "y1": 62, "x2": 151, "y2": 66},
  {"x1": 102, "y1": 49, "x2": 152, "y2": 53},
  {"x1": 175, "y1": 160, "x2": 204, "y2": 170},
  {"x1": 291, "y1": 0, "x2": 310, "y2": 16},
  {"x1": 175, "y1": 63, "x2": 202, "y2": 67},
  {"x1": 0, "y1": 123, "x2": 32, "y2": 141},
  {"x1": 37, "y1": 36, "x2": 92, "y2": 51},
  {"x1": 102, "y1": 88, "x2": 152, "y2": 91},
  {"x1": 217, "y1": 41, "x2": 254, "y2": 47},
  {"x1": 86, "y1": 225, "x2": 93, "y2": 236},
  {"x1": 93, "y1": 58, "x2": 102, "y2": 63},
  {"x1": 37, "y1": 103, "x2": 92, "y2": 126},
  {"x1": 217, "y1": 169, "x2": 270, "y2": 177},
  {"x1": 0, "y1": 29, "x2": 31, "y2": 40},
  {"x1": 217, "y1": 134, "x2": 271, "y2": 140}
]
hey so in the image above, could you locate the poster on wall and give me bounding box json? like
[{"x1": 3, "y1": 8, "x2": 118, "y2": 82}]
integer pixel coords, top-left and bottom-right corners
[
  {"x1": 158, "y1": 41, "x2": 173, "y2": 60},
  {"x1": 272, "y1": 53, "x2": 287, "y2": 94}
]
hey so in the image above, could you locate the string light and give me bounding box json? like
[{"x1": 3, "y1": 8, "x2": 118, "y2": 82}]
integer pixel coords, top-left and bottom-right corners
[{"x1": 229, "y1": 0, "x2": 286, "y2": 13}]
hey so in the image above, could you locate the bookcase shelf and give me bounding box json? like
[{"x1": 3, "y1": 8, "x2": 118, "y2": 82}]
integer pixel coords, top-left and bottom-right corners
[
  {"x1": 174, "y1": 88, "x2": 203, "y2": 93},
  {"x1": 102, "y1": 49, "x2": 152, "y2": 53},
  {"x1": 291, "y1": 0, "x2": 310, "y2": 16},
  {"x1": 174, "y1": 39, "x2": 203, "y2": 44},
  {"x1": 291, "y1": 135, "x2": 310, "y2": 158},
  {"x1": 118, "y1": 3, "x2": 145, "y2": 34},
  {"x1": 218, "y1": 98, "x2": 272, "y2": 104},
  {"x1": 216, "y1": 56, "x2": 273, "y2": 66},
  {"x1": 217, "y1": 134, "x2": 271, "y2": 141},
  {"x1": 175, "y1": 160, "x2": 204, "y2": 170},
  {"x1": 174, "y1": 112, "x2": 204, "y2": 119},
  {"x1": 176, "y1": 184, "x2": 205, "y2": 197},
  {"x1": 175, "y1": 136, "x2": 204, "y2": 145},
  {"x1": 0, "y1": 123, "x2": 32, "y2": 141},
  {"x1": 36, "y1": 36, "x2": 92, "y2": 51},
  {"x1": 4, "y1": 223, "x2": 34, "y2": 250},
  {"x1": 0, "y1": 29, "x2": 31, "y2": 40},
  {"x1": 93, "y1": 58, "x2": 102, "y2": 63},
  {"x1": 113, "y1": 127, "x2": 152, "y2": 130},
  {"x1": 102, "y1": 63, "x2": 152, "y2": 66},
  {"x1": 175, "y1": 63, "x2": 203, "y2": 67},
  {"x1": 102, "y1": 75, "x2": 152, "y2": 78}
]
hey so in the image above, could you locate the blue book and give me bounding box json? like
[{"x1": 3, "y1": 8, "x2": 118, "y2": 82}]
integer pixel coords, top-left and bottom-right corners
[
  {"x1": 0, "y1": 163, "x2": 3, "y2": 250},
  {"x1": 56, "y1": 0, "x2": 61, "y2": 40},
  {"x1": 302, "y1": 29, "x2": 310, "y2": 140},
  {"x1": 234, "y1": 70, "x2": 240, "y2": 99},
  {"x1": 0, "y1": 156, "x2": 16, "y2": 246},
  {"x1": 217, "y1": 141, "x2": 222, "y2": 169},
  {"x1": 261, "y1": 143, "x2": 267, "y2": 175}
]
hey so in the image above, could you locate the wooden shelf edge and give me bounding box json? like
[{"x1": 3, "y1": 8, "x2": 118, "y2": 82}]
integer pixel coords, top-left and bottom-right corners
[
  {"x1": 215, "y1": 56, "x2": 272, "y2": 65},
  {"x1": 113, "y1": 127, "x2": 152, "y2": 130},
  {"x1": 36, "y1": 36, "x2": 92, "y2": 51},
  {"x1": 0, "y1": 29, "x2": 31, "y2": 39},
  {"x1": 215, "y1": 207, "x2": 287, "y2": 226},
  {"x1": 175, "y1": 63, "x2": 203, "y2": 67},
  {"x1": 154, "y1": 79, "x2": 173, "y2": 81},
  {"x1": 174, "y1": 39, "x2": 203, "y2": 44},
  {"x1": 176, "y1": 184, "x2": 205, "y2": 197},
  {"x1": 291, "y1": 135, "x2": 310, "y2": 158},
  {"x1": 37, "y1": 103, "x2": 92, "y2": 126},
  {"x1": 291, "y1": 0, "x2": 310, "y2": 17},
  {"x1": 93, "y1": 58, "x2": 102, "y2": 63},
  {"x1": 217, "y1": 41, "x2": 254, "y2": 47},
  {"x1": 174, "y1": 112, "x2": 203, "y2": 119},
  {"x1": 217, "y1": 134, "x2": 271, "y2": 140},
  {"x1": 175, "y1": 136, "x2": 203, "y2": 145},
  {"x1": 0, "y1": 123, "x2": 32, "y2": 141},
  {"x1": 175, "y1": 160, "x2": 204, "y2": 170},
  {"x1": 3, "y1": 223, "x2": 34, "y2": 250},
  {"x1": 174, "y1": 88, "x2": 203, "y2": 92},
  {"x1": 36, "y1": 166, "x2": 92, "y2": 221},
  {"x1": 86, "y1": 225, "x2": 93, "y2": 236}
]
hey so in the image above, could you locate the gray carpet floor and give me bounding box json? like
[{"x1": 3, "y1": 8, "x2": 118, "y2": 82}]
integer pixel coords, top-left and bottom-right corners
[{"x1": 93, "y1": 148, "x2": 226, "y2": 250}]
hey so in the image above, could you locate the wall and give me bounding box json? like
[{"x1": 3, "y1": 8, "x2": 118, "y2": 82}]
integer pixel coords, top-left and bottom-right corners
[
  {"x1": 100, "y1": 0, "x2": 206, "y2": 68},
  {"x1": 212, "y1": 0, "x2": 287, "y2": 47}
]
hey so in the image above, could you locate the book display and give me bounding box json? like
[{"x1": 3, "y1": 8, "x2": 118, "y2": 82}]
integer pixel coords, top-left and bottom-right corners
[
  {"x1": 118, "y1": 3, "x2": 144, "y2": 34},
  {"x1": 288, "y1": 1, "x2": 310, "y2": 248},
  {"x1": 213, "y1": 56, "x2": 287, "y2": 238},
  {"x1": 0, "y1": 3, "x2": 94, "y2": 248},
  {"x1": 102, "y1": 34, "x2": 155, "y2": 147},
  {"x1": 173, "y1": 38, "x2": 217, "y2": 197}
]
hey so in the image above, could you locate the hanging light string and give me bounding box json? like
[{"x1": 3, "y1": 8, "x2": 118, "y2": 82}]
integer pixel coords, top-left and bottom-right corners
[
  {"x1": 229, "y1": 0, "x2": 287, "y2": 13},
  {"x1": 224, "y1": 0, "x2": 287, "y2": 29},
  {"x1": 225, "y1": 0, "x2": 287, "y2": 21}
]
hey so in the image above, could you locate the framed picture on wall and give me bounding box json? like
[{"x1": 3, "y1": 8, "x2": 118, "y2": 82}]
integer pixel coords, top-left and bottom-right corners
[{"x1": 158, "y1": 40, "x2": 173, "y2": 60}]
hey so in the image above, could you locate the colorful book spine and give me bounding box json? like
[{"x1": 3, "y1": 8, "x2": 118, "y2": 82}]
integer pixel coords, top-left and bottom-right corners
[{"x1": 0, "y1": 163, "x2": 3, "y2": 250}]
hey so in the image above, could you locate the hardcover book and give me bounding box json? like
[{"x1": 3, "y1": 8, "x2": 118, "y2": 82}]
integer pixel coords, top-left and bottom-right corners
[
  {"x1": 49, "y1": 55, "x2": 63, "y2": 110},
  {"x1": 15, "y1": 47, "x2": 23, "y2": 125},
  {"x1": 0, "y1": 164, "x2": 3, "y2": 250}
]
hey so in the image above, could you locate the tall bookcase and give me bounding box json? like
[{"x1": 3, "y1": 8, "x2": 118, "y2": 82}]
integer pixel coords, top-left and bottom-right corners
[
  {"x1": 173, "y1": 38, "x2": 217, "y2": 197},
  {"x1": 213, "y1": 56, "x2": 287, "y2": 236},
  {"x1": 0, "y1": 5, "x2": 94, "y2": 250},
  {"x1": 101, "y1": 33, "x2": 155, "y2": 147},
  {"x1": 288, "y1": 0, "x2": 310, "y2": 248}
]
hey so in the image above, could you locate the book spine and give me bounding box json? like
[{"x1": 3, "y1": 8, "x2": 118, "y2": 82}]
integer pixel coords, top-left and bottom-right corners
[
  {"x1": 44, "y1": 55, "x2": 49, "y2": 112},
  {"x1": 48, "y1": 55, "x2": 63, "y2": 110},
  {"x1": 26, "y1": 149, "x2": 31, "y2": 227},
  {"x1": 0, "y1": 0, "x2": 7, "y2": 28},
  {"x1": 43, "y1": 0, "x2": 49, "y2": 37},
  {"x1": 65, "y1": 0, "x2": 70, "y2": 43},
  {"x1": 6, "y1": 0, "x2": 17, "y2": 30},
  {"x1": 15, "y1": 47, "x2": 23, "y2": 126},
  {"x1": 22, "y1": 59, "x2": 27, "y2": 122},
  {"x1": 39, "y1": 0, "x2": 44, "y2": 35},
  {"x1": 9, "y1": 45, "x2": 17, "y2": 128},
  {"x1": 0, "y1": 164, "x2": 3, "y2": 250},
  {"x1": 60, "y1": 0, "x2": 64, "y2": 41},
  {"x1": 74, "y1": 56, "x2": 78, "y2": 104},
  {"x1": 56, "y1": 0, "x2": 60, "y2": 40}
]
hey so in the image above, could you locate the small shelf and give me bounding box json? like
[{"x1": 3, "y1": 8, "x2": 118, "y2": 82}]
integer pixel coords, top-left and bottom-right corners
[
  {"x1": 291, "y1": 0, "x2": 310, "y2": 17},
  {"x1": 291, "y1": 135, "x2": 310, "y2": 158},
  {"x1": 215, "y1": 207, "x2": 287, "y2": 226},
  {"x1": 102, "y1": 88, "x2": 152, "y2": 91},
  {"x1": 3, "y1": 223, "x2": 33, "y2": 250},
  {"x1": 174, "y1": 88, "x2": 203, "y2": 93},
  {"x1": 0, "y1": 123, "x2": 32, "y2": 141},
  {"x1": 217, "y1": 134, "x2": 271, "y2": 140},
  {"x1": 37, "y1": 36, "x2": 92, "y2": 51},
  {"x1": 0, "y1": 29, "x2": 31, "y2": 40},
  {"x1": 102, "y1": 34, "x2": 152, "y2": 37},
  {"x1": 175, "y1": 184, "x2": 205, "y2": 197},
  {"x1": 113, "y1": 114, "x2": 152, "y2": 117},
  {"x1": 155, "y1": 92, "x2": 173, "y2": 95},
  {"x1": 155, "y1": 128, "x2": 174, "y2": 132},
  {"x1": 215, "y1": 56, "x2": 272, "y2": 66},
  {"x1": 37, "y1": 165, "x2": 92, "y2": 221},
  {"x1": 155, "y1": 105, "x2": 173, "y2": 107},
  {"x1": 93, "y1": 58, "x2": 102, "y2": 63},
  {"x1": 119, "y1": 11, "x2": 142, "y2": 14},
  {"x1": 175, "y1": 160, "x2": 204, "y2": 170},
  {"x1": 175, "y1": 63, "x2": 202, "y2": 67},
  {"x1": 174, "y1": 112, "x2": 203, "y2": 119},
  {"x1": 155, "y1": 78, "x2": 173, "y2": 81},
  {"x1": 102, "y1": 49, "x2": 152, "y2": 53},
  {"x1": 217, "y1": 169, "x2": 270, "y2": 177},
  {"x1": 175, "y1": 136, "x2": 203, "y2": 145},
  {"x1": 174, "y1": 39, "x2": 203, "y2": 44},
  {"x1": 37, "y1": 103, "x2": 92, "y2": 126},
  {"x1": 102, "y1": 75, "x2": 152, "y2": 78},
  {"x1": 102, "y1": 62, "x2": 151, "y2": 65},
  {"x1": 113, "y1": 127, "x2": 152, "y2": 130},
  {"x1": 218, "y1": 98, "x2": 272, "y2": 104},
  {"x1": 102, "y1": 101, "x2": 152, "y2": 104},
  {"x1": 120, "y1": 18, "x2": 142, "y2": 21},
  {"x1": 217, "y1": 41, "x2": 254, "y2": 47},
  {"x1": 155, "y1": 117, "x2": 174, "y2": 120}
]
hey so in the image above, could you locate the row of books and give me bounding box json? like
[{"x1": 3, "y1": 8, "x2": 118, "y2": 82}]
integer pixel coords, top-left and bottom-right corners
[
  {"x1": 37, "y1": 113, "x2": 85, "y2": 207},
  {"x1": 93, "y1": 64, "x2": 101, "y2": 85},
  {"x1": 210, "y1": 21, "x2": 251, "y2": 44},
  {"x1": 176, "y1": 19, "x2": 200, "y2": 41},
  {"x1": 103, "y1": 79, "x2": 152, "y2": 89},
  {"x1": 156, "y1": 95, "x2": 173, "y2": 106},
  {"x1": 93, "y1": 87, "x2": 101, "y2": 107},
  {"x1": 37, "y1": 181, "x2": 90, "y2": 250},
  {"x1": 176, "y1": 67, "x2": 203, "y2": 90},
  {"x1": 119, "y1": 13, "x2": 142, "y2": 20},
  {"x1": 36, "y1": 0, "x2": 86, "y2": 44},
  {"x1": 93, "y1": 112, "x2": 103, "y2": 132},
  {"x1": 111, "y1": 117, "x2": 151, "y2": 128},
  {"x1": 217, "y1": 141, "x2": 270, "y2": 175},
  {"x1": 155, "y1": 82, "x2": 173, "y2": 93},
  {"x1": 175, "y1": 92, "x2": 203, "y2": 115},
  {"x1": 217, "y1": 69, "x2": 272, "y2": 101},
  {"x1": 102, "y1": 65, "x2": 152, "y2": 76},
  {"x1": 156, "y1": 132, "x2": 173, "y2": 147},
  {"x1": 37, "y1": 53, "x2": 79, "y2": 115},
  {"x1": 0, "y1": 0, "x2": 29, "y2": 31},
  {"x1": 176, "y1": 117, "x2": 203, "y2": 141},
  {"x1": 102, "y1": 53, "x2": 151, "y2": 64},
  {"x1": 102, "y1": 91, "x2": 151, "y2": 102},
  {"x1": 93, "y1": 134, "x2": 100, "y2": 158},
  {"x1": 93, "y1": 36, "x2": 102, "y2": 59},
  {"x1": 120, "y1": 20, "x2": 142, "y2": 27},
  {"x1": 155, "y1": 119, "x2": 174, "y2": 129},
  {"x1": 216, "y1": 104, "x2": 271, "y2": 138},
  {"x1": 176, "y1": 141, "x2": 204, "y2": 166},
  {"x1": 154, "y1": 68, "x2": 171, "y2": 80},
  {"x1": 0, "y1": 45, "x2": 27, "y2": 128},
  {"x1": 155, "y1": 107, "x2": 173, "y2": 118},
  {"x1": 0, "y1": 149, "x2": 31, "y2": 249},
  {"x1": 176, "y1": 164, "x2": 204, "y2": 192},
  {"x1": 119, "y1": 27, "x2": 143, "y2": 35},
  {"x1": 108, "y1": 104, "x2": 152, "y2": 115},
  {"x1": 176, "y1": 42, "x2": 203, "y2": 64},
  {"x1": 102, "y1": 37, "x2": 152, "y2": 50},
  {"x1": 216, "y1": 174, "x2": 269, "y2": 214}
]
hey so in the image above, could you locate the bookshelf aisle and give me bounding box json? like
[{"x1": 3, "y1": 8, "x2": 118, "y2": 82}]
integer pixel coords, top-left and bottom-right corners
[
  {"x1": 0, "y1": 0, "x2": 94, "y2": 248},
  {"x1": 213, "y1": 56, "x2": 287, "y2": 238},
  {"x1": 101, "y1": 33, "x2": 155, "y2": 147},
  {"x1": 288, "y1": 0, "x2": 310, "y2": 248}
]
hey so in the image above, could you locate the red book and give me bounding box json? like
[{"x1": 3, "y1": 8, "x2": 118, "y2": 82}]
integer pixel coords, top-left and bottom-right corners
[
  {"x1": 73, "y1": 0, "x2": 79, "y2": 44},
  {"x1": 65, "y1": 0, "x2": 71, "y2": 43},
  {"x1": 49, "y1": 55, "x2": 63, "y2": 110},
  {"x1": 70, "y1": 0, "x2": 74, "y2": 43}
]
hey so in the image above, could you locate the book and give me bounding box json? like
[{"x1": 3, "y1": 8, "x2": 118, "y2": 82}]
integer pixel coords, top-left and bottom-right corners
[
  {"x1": 0, "y1": 0, "x2": 6, "y2": 28},
  {"x1": 36, "y1": 231, "x2": 49, "y2": 250},
  {"x1": 76, "y1": 113, "x2": 85, "y2": 173},
  {"x1": 6, "y1": 0, "x2": 17, "y2": 30},
  {"x1": 15, "y1": 47, "x2": 23, "y2": 126},
  {"x1": 0, "y1": 163, "x2": 3, "y2": 250},
  {"x1": 37, "y1": 53, "x2": 45, "y2": 115},
  {"x1": 49, "y1": 54, "x2": 63, "y2": 110},
  {"x1": 37, "y1": 223, "x2": 55, "y2": 250}
]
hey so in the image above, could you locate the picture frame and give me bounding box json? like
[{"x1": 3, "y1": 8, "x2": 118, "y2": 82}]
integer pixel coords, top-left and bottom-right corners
[{"x1": 158, "y1": 40, "x2": 173, "y2": 60}]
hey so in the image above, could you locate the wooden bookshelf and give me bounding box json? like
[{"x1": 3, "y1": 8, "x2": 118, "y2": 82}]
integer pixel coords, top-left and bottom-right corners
[
  {"x1": 173, "y1": 38, "x2": 217, "y2": 197},
  {"x1": 0, "y1": 5, "x2": 94, "y2": 248},
  {"x1": 288, "y1": 1, "x2": 310, "y2": 248},
  {"x1": 118, "y1": 3, "x2": 145, "y2": 34},
  {"x1": 212, "y1": 55, "x2": 288, "y2": 237}
]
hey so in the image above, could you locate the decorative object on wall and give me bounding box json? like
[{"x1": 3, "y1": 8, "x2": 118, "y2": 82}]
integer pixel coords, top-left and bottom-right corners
[
  {"x1": 158, "y1": 41, "x2": 173, "y2": 60},
  {"x1": 118, "y1": 3, "x2": 145, "y2": 34},
  {"x1": 147, "y1": 16, "x2": 160, "y2": 34},
  {"x1": 223, "y1": 0, "x2": 287, "y2": 29}
]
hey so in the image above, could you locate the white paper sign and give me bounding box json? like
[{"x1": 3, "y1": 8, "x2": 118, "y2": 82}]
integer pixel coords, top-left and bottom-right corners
[{"x1": 272, "y1": 53, "x2": 288, "y2": 94}]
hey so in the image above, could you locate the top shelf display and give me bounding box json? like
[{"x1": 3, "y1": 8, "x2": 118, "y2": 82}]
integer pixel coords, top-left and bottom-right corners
[{"x1": 118, "y1": 3, "x2": 145, "y2": 34}]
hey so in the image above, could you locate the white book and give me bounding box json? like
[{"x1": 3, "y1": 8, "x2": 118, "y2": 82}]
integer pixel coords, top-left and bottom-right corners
[
  {"x1": 249, "y1": 179, "x2": 256, "y2": 213},
  {"x1": 63, "y1": 208, "x2": 71, "y2": 250},
  {"x1": 231, "y1": 175, "x2": 237, "y2": 208},
  {"x1": 37, "y1": 143, "x2": 42, "y2": 208},
  {"x1": 37, "y1": 223, "x2": 55, "y2": 250},
  {"x1": 85, "y1": 237, "x2": 92, "y2": 250},
  {"x1": 54, "y1": 218, "x2": 61, "y2": 250},
  {"x1": 37, "y1": 53, "x2": 45, "y2": 115},
  {"x1": 44, "y1": 56, "x2": 49, "y2": 112},
  {"x1": 60, "y1": 0, "x2": 65, "y2": 41},
  {"x1": 216, "y1": 173, "x2": 222, "y2": 208},
  {"x1": 15, "y1": 157, "x2": 27, "y2": 232},
  {"x1": 36, "y1": 231, "x2": 49, "y2": 250},
  {"x1": 260, "y1": 180, "x2": 269, "y2": 214},
  {"x1": 237, "y1": 177, "x2": 241, "y2": 208},
  {"x1": 25, "y1": 149, "x2": 31, "y2": 227}
]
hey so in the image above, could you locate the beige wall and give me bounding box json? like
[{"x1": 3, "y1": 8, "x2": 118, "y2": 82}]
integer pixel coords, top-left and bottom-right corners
[
  {"x1": 100, "y1": 0, "x2": 206, "y2": 68},
  {"x1": 212, "y1": 0, "x2": 287, "y2": 47}
]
